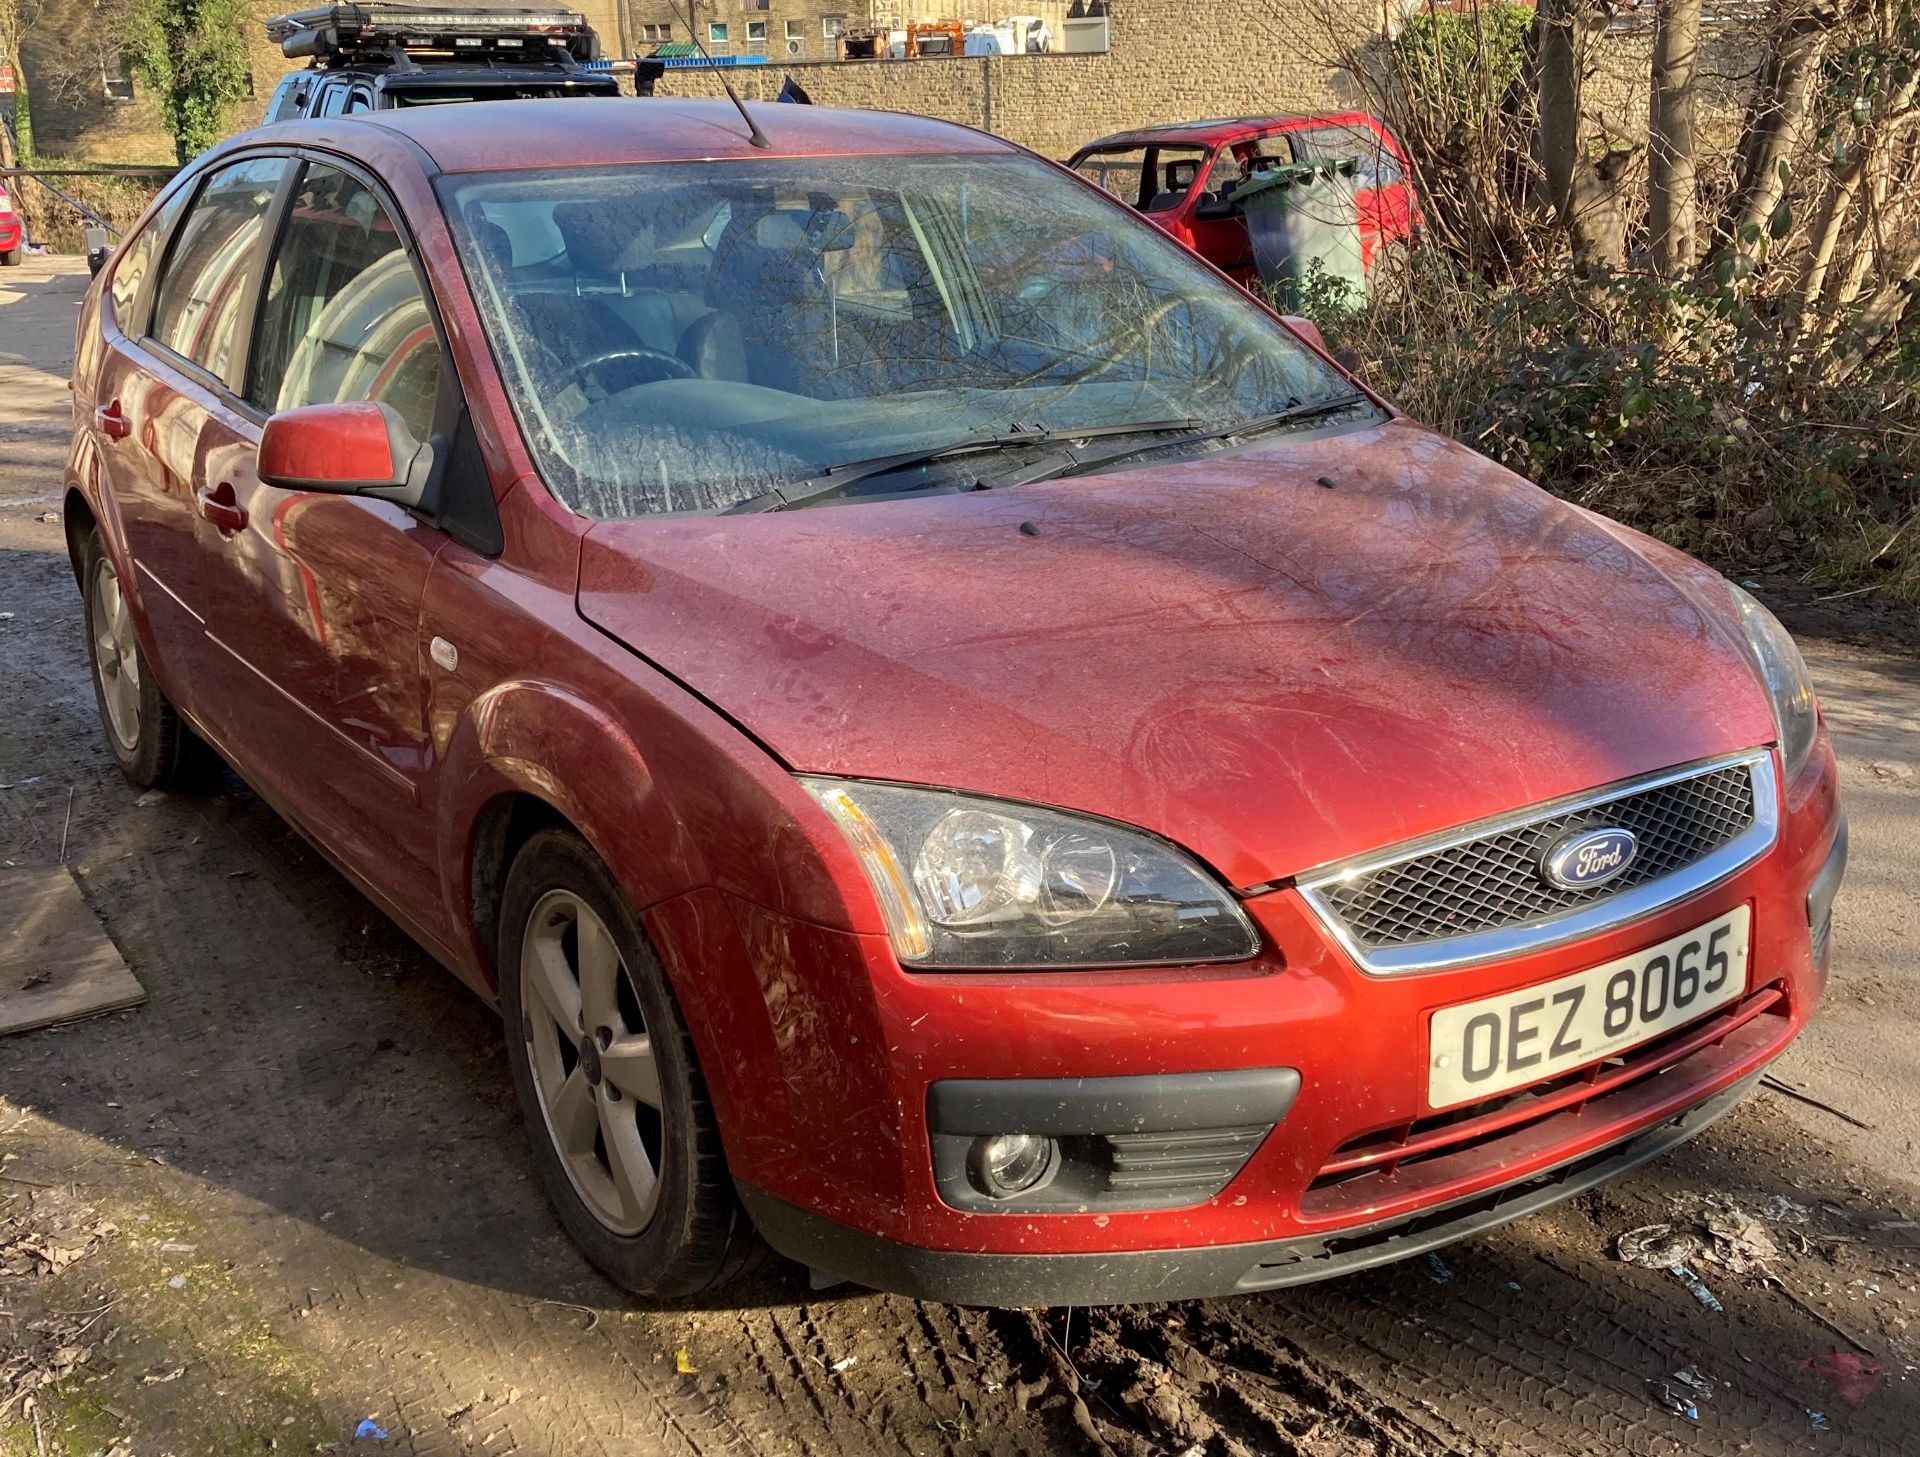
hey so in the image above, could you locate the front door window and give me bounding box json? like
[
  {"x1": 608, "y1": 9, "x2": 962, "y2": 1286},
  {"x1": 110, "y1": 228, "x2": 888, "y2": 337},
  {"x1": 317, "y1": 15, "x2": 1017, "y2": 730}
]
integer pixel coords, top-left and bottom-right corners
[{"x1": 248, "y1": 164, "x2": 443, "y2": 439}]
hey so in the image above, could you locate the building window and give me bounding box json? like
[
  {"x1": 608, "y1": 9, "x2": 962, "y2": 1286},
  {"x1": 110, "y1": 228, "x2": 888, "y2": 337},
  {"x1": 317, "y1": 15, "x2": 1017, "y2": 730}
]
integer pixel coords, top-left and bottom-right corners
[
  {"x1": 822, "y1": 13, "x2": 845, "y2": 38},
  {"x1": 746, "y1": 19, "x2": 766, "y2": 40},
  {"x1": 747, "y1": 0, "x2": 770, "y2": 9},
  {"x1": 641, "y1": 22, "x2": 672, "y2": 41},
  {"x1": 101, "y1": 48, "x2": 136, "y2": 103},
  {"x1": 707, "y1": 21, "x2": 728, "y2": 42}
]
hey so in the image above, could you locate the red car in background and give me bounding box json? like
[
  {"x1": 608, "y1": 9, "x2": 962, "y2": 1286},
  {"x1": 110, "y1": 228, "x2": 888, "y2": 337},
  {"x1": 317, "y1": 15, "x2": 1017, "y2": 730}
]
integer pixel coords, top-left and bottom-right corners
[
  {"x1": 64, "y1": 98, "x2": 1840, "y2": 1307},
  {"x1": 0, "y1": 182, "x2": 24, "y2": 266},
  {"x1": 1069, "y1": 113, "x2": 1421, "y2": 283}
]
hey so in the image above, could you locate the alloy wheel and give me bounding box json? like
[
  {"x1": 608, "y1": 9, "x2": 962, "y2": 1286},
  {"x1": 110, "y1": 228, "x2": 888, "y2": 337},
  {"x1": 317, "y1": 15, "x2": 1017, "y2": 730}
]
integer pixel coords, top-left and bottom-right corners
[
  {"x1": 519, "y1": 888, "x2": 665, "y2": 1234},
  {"x1": 91, "y1": 559, "x2": 141, "y2": 751}
]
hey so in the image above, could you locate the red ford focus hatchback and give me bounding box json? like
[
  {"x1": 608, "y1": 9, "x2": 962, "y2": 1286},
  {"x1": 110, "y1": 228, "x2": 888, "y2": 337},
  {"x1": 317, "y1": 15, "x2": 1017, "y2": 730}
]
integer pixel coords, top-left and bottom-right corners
[{"x1": 65, "y1": 98, "x2": 1844, "y2": 1306}]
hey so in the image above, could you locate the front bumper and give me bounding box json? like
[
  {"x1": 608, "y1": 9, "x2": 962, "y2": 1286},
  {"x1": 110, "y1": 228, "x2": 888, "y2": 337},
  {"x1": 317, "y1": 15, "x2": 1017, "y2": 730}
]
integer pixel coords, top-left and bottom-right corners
[
  {"x1": 656, "y1": 740, "x2": 1842, "y2": 1305},
  {"x1": 741, "y1": 1071, "x2": 1762, "y2": 1306}
]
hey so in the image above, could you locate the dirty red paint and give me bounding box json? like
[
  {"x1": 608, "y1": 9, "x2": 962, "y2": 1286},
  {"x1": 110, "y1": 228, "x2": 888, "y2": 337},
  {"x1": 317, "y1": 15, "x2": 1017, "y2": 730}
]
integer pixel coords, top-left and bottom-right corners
[{"x1": 64, "y1": 99, "x2": 1840, "y2": 1302}]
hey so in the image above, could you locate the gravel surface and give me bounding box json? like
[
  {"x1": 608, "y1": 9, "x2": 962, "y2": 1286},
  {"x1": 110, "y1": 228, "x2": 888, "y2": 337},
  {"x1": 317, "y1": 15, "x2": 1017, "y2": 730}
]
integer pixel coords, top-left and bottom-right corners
[{"x1": 3, "y1": 252, "x2": 1916, "y2": 1457}]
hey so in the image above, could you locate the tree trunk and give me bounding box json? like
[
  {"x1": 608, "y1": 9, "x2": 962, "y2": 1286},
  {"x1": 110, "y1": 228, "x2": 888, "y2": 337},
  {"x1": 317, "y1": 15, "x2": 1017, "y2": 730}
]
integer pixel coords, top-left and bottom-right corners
[
  {"x1": 1536, "y1": 0, "x2": 1627, "y2": 267},
  {"x1": 1536, "y1": 0, "x2": 1583, "y2": 214},
  {"x1": 1797, "y1": 74, "x2": 1920, "y2": 338},
  {"x1": 1796, "y1": 155, "x2": 1867, "y2": 326},
  {"x1": 1718, "y1": 3, "x2": 1836, "y2": 263},
  {"x1": 1825, "y1": 245, "x2": 1920, "y2": 383},
  {"x1": 1647, "y1": 0, "x2": 1702, "y2": 276}
]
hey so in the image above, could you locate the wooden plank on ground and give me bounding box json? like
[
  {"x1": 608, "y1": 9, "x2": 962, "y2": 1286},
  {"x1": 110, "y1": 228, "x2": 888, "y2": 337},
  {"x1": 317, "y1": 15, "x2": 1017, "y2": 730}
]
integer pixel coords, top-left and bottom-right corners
[{"x1": 0, "y1": 866, "x2": 145, "y2": 1035}]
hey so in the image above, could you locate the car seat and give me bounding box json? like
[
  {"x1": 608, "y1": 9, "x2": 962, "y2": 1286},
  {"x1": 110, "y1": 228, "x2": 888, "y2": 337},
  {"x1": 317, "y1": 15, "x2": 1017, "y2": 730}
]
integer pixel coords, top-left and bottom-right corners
[
  {"x1": 681, "y1": 209, "x2": 839, "y2": 394},
  {"x1": 513, "y1": 201, "x2": 678, "y2": 361}
]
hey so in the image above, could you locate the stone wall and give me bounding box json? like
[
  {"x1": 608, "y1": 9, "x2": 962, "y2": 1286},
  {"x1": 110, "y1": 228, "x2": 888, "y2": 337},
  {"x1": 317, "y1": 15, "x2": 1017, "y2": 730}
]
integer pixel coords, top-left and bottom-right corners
[
  {"x1": 1584, "y1": 15, "x2": 1769, "y2": 152},
  {"x1": 652, "y1": 0, "x2": 1388, "y2": 157},
  {"x1": 15, "y1": 1, "x2": 1768, "y2": 175}
]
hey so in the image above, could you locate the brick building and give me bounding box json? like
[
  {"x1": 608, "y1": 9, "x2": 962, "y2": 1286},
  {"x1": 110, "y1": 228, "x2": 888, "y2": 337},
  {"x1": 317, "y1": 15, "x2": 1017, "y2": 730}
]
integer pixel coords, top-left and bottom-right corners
[
  {"x1": 607, "y1": 1, "x2": 1072, "y2": 60},
  {"x1": 10, "y1": 0, "x2": 1389, "y2": 166},
  {"x1": 652, "y1": 0, "x2": 1392, "y2": 158},
  {"x1": 10, "y1": 0, "x2": 298, "y2": 161}
]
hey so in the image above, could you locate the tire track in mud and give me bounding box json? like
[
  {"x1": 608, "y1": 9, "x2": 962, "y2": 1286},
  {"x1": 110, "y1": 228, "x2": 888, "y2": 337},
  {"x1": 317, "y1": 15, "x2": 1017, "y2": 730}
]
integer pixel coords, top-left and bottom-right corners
[{"x1": 1046, "y1": 1301, "x2": 1448, "y2": 1457}]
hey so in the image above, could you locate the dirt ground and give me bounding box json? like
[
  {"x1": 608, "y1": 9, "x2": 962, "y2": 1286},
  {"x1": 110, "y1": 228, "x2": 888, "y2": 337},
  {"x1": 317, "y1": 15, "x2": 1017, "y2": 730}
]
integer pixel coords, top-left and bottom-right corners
[{"x1": 3, "y1": 253, "x2": 1918, "y2": 1457}]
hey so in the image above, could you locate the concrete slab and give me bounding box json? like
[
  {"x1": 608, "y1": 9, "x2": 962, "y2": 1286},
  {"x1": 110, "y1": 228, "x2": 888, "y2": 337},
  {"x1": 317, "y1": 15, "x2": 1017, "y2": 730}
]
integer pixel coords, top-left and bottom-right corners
[{"x1": 0, "y1": 865, "x2": 145, "y2": 1035}]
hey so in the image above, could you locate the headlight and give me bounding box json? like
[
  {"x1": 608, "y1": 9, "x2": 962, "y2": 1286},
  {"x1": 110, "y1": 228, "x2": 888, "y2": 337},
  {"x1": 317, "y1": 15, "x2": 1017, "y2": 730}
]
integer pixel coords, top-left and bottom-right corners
[
  {"x1": 1727, "y1": 583, "x2": 1819, "y2": 779},
  {"x1": 799, "y1": 778, "x2": 1259, "y2": 969}
]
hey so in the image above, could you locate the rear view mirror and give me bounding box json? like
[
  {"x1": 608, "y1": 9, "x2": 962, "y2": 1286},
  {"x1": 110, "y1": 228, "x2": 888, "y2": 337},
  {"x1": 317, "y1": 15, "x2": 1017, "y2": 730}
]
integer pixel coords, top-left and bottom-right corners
[
  {"x1": 751, "y1": 208, "x2": 856, "y2": 252},
  {"x1": 1281, "y1": 315, "x2": 1328, "y2": 353},
  {"x1": 258, "y1": 401, "x2": 435, "y2": 509}
]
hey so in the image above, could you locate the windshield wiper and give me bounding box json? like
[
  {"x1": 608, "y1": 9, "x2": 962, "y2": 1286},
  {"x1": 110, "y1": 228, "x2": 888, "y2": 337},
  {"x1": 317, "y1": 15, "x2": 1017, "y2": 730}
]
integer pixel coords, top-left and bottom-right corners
[
  {"x1": 724, "y1": 418, "x2": 1203, "y2": 514},
  {"x1": 980, "y1": 391, "x2": 1378, "y2": 490}
]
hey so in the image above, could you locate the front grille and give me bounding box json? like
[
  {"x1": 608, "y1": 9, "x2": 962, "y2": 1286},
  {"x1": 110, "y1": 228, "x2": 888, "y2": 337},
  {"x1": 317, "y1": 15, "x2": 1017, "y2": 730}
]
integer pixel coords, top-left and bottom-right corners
[
  {"x1": 1812, "y1": 909, "x2": 1833, "y2": 967},
  {"x1": 1100, "y1": 1126, "x2": 1270, "y2": 1196},
  {"x1": 1308, "y1": 758, "x2": 1760, "y2": 959}
]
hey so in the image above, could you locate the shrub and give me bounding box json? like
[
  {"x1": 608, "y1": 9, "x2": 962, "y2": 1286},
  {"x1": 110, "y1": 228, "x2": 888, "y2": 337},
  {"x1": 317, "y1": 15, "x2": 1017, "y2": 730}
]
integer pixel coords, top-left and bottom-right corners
[
  {"x1": 1392, "y1": 4, "x2": 1535, "y2": 118},
  {"x1": 1307, "y1": 249, "x2": 1920, "y2": 600}
]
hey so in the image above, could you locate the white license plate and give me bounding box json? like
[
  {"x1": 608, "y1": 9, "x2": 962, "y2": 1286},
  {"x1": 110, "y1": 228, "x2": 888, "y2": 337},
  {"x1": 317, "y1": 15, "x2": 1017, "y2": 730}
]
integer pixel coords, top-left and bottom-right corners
[{"x1": 1427, "y1": 907, "x2": 1750, "y2": 1110}]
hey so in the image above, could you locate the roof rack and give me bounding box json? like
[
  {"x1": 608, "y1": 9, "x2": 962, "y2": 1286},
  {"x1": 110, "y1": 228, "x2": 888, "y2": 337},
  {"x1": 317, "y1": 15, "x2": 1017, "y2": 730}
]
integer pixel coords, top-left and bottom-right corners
[{"x1": 267, "y1": 4, "x2": 598, "y2": 65}]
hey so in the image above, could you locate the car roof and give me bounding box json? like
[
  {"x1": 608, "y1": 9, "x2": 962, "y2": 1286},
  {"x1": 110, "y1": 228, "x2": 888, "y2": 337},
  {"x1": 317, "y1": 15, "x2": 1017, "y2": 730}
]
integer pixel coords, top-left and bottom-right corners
[
  {"x1": 1072, "y1": 113, "x2": 1379, "y2": 153},
  {"x1": 282, "y1": 96, "x2": 1019, "y2": 172}
]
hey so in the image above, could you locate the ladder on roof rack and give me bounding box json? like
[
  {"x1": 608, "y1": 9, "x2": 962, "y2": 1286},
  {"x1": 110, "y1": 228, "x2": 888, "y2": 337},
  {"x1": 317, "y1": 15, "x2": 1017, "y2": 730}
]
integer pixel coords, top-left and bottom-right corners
[{"x1": 266, "y1": 4, "x2": 598, "y2": 64}]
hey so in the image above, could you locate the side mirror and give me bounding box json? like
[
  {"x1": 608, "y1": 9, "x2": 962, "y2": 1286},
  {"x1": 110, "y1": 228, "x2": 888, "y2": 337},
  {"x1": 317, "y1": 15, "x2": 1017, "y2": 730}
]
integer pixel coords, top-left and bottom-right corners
[
  {"x1": 1281, "y1": 315, "x2": 1327, "y2": 353},
  {"x1": 258, "y1": 401, "x2": 435, "y2": 509}
]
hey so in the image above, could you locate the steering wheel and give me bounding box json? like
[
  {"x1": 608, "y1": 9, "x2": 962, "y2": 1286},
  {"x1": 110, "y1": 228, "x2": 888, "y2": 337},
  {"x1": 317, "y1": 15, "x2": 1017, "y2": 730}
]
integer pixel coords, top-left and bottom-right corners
[{"x1": 577, "y1": 346, "x2": 697, "y2": 396}]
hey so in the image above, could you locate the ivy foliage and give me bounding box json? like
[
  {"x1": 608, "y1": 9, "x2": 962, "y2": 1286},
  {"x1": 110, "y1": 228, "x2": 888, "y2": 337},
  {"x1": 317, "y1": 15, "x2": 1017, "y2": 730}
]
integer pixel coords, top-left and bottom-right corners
[
  {"x1": 118, "y1": 0, "x2": 254, "y2": 164},
  {"x1": 1391, "y1": 3, "x2": 1536, "y2": 116}
]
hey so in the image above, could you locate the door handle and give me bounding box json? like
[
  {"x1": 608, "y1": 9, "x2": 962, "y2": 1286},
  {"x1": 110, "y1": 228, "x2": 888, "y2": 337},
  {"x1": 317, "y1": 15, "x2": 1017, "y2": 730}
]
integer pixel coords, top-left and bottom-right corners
[
  {"x1": 196, "y1": 482, "x2": 249, "y2": 535},
  {"x1": 95, "y1": 400, "x2": 131, "y2": 440}
]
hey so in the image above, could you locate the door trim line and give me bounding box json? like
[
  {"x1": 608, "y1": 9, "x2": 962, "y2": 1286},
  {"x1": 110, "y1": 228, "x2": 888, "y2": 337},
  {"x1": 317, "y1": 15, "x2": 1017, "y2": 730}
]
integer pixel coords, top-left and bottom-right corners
[
  {"x1": 134, "y1": 561, "x2": 206, "y2": 626},
  {"x1": 203, "y1": 628, "x2": 422, "y2": 803}
]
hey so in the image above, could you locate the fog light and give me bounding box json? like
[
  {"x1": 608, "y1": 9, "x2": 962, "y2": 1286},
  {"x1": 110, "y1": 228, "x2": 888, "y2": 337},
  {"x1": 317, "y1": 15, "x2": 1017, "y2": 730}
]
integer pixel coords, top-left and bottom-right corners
[{"x1": 968, "y1": 1133, "x2": 1054, "y2": 1198}]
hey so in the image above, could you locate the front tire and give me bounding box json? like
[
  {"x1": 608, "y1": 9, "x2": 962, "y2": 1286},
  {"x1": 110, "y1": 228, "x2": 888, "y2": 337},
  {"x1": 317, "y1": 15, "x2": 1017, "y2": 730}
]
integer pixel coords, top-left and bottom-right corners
[
  {"x1": 78, "y1": 527, "x2": 210, "y2": 788},
  {"x1": 499, "y1": 829, "x2": 763, "y2": 1298}
]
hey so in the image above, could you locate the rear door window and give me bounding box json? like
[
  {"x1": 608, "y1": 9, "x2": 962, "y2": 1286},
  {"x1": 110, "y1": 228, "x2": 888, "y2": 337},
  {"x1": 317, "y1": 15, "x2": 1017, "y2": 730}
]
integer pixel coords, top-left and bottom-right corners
[
  {"x1": 248, "y1": 163, "x2": 443, "y2": 439},
  {"x1": 1142, "y1": 146, "x2": 1208, "y2": 211},
  {"x1": 1290, "y1": 124, "x2": 1404, "y2": 189},
  {"x1": 108, "y1": 185, "x2": 193, "y2": 333},
  {"x1": 149, "y1": 157, "x2": 290, "y2": 382}
]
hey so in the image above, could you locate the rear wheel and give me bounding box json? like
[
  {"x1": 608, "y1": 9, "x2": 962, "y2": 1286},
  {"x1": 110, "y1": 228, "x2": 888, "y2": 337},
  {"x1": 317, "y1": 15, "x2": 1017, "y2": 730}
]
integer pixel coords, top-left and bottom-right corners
[
  {"x1": 499, "y1": 829, "x2": 764, "y2": 1297},
  {"x1": 0, "y1": 245, "x2": 21, "y2": 268},
  {"x1": 78, "y1": 527, "x2": 211, "y2": 788}
]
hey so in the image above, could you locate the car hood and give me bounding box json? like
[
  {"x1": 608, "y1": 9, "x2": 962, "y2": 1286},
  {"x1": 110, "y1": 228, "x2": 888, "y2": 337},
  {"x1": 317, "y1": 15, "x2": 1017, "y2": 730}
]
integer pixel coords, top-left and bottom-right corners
[{"x1": 577, "y1": 418, "x2": 1775, "y2": 887}]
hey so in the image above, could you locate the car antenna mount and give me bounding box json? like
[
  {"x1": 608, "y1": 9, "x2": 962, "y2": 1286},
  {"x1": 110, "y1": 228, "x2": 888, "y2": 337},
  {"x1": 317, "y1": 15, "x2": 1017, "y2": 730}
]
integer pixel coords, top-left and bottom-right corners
[{"x1": 664, "y1": 0, "x2": 770, "y2": 149}]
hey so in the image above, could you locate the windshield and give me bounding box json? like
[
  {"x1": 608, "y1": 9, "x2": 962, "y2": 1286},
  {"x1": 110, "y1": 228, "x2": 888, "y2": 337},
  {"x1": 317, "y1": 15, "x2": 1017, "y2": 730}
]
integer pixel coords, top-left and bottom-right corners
[
  {"x1": 391, "y1": 82, "x2": 613, "y2": 105},
  {"x1": 439, "y1": 152, "x2": 1355, "y2": 518}
]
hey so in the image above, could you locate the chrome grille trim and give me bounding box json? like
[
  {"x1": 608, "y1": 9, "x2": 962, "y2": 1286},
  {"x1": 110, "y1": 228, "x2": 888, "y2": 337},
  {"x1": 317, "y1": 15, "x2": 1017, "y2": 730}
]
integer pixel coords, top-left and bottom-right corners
[{"x1": 1297, "y1": 751, "x2": 1779, "y2": 975}]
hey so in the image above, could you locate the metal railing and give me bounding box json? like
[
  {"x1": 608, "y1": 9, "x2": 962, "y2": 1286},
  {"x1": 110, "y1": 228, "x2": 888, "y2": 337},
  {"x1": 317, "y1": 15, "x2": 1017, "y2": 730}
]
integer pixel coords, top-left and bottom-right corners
[{"x1": 1, "y1": 165, "x2": 180, "y2": 243}]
